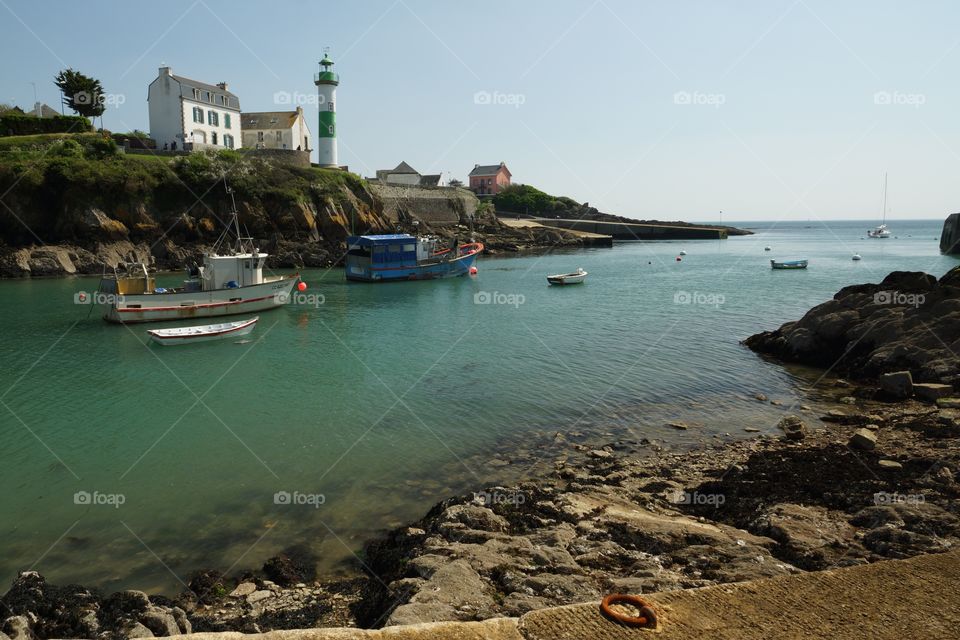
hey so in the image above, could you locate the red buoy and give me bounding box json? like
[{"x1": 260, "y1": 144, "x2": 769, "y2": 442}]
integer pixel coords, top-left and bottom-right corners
[
  {"x1": 297, "y1": 281, "x2": 307, "y2": 291},
  {"x1": 469, "y1": 266, "x2": 478, "y2": 275},
  {"x1": 676, "y1": 256, "x2": 682, "y2": 262}
]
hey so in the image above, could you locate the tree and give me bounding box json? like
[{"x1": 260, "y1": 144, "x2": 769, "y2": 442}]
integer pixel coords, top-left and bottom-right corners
[
  {"x1": 448, "y1": 178, "x2": 464, "y2": 187},
  {"x1": 54, "y1": 69, "x2": 106, "y2": 122}
]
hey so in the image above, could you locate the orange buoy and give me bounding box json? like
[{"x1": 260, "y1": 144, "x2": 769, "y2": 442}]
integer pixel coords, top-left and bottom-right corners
[
  {"x1": 600, "y1": 594, "x2": 657, "y2": 628},
  {"x1": 469, "y1": 266, "x2": 478, "y2": 275},
  {"x1": 297, "y1": 281, "x2": 307, "y2": 292},
  {"x1": 676, "y1": 256, "x2": 682, "y2": 262}
]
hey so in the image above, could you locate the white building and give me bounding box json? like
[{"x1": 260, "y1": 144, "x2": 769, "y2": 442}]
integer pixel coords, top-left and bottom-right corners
[
  {"x1": 373, "y1": 161, "x2": 442, "y2": 187},
  {"x1": 148, "y1": 66, "x2": 241, "y2": 151},
  {"x1": 240, "y1": 106, "x2": 312, "y2": 151}
]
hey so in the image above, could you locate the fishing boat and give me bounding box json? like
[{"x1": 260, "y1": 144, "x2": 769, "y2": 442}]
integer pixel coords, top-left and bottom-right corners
[
  {"x1": 96, "y1": 179, "x2": 299, "y2": 323},
  {"x1": 867, "y1": 173, "x2": 892, "y2": 238},
  {"x1": 344, "y1": 234, "x2": 483, "y2": 282},
  {"x1": 770, "y1": 259, "x2": 808, "y2": 270},
  {"x1": 547, "y1": 268, "x2": 588, "y2": 285},
  {"x1": 147, "y1": 317, "x2": 259, "y2": 346},
  {"x1": 852, "y1": 254, "x2": 862, "y2": 261}
]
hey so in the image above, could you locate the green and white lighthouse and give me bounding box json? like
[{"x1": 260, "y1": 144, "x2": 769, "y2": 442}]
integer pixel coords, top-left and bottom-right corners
[{"x1": 313, "y1": 51, "x2": 339, "y2": 168}]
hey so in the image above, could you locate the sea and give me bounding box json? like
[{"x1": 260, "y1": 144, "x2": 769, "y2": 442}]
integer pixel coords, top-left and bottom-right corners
[{"x1": 0, "y1": 218, "x2": 955, "y2": 593}]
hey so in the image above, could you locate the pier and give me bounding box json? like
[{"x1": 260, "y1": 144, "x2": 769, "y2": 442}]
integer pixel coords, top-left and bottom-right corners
[
  {"x1": 525, "y1": 216, "x2": 729, "y2": 240},
  {"x1": 498, "y1": 217, "x2": 614, "y2": 247}
]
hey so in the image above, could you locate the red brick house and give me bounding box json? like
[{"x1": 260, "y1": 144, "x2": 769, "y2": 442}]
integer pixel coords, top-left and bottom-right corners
[{"x1": 468, "y1": 162, "x2": 511, "y2": 195}]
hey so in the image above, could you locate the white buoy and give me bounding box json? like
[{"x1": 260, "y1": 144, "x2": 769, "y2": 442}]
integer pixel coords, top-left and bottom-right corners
[{"x1": 852, "y1": 254, "x2": 862, "y2": 261}]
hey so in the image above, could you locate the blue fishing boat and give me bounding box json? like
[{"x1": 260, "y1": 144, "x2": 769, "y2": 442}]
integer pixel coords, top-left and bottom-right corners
[
  {"x1": 770, "y1": 258, "x2": 808, "y2": 270},
  {"x1": 345, "y1": 234, "x2": 484, "y2": 282}
]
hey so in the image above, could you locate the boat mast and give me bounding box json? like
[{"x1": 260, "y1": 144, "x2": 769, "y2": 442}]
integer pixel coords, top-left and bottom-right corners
[{"x1": 881, "y1": 172, "x2": 888, "y2": 225}]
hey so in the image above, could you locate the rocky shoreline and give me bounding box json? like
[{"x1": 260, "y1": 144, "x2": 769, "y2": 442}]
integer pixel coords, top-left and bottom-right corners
[{"x1": 3, "y1": 269, "x2": 958, "y2": 639}]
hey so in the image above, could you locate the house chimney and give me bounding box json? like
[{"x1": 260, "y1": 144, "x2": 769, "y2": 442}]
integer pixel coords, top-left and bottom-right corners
[
  {"x1": 159, "y1": 66, "x2": 171, "y2": 76},
  {"x1": 296, "y1": 105, "x2": 303, "y2": 116},
  {"x1": 217, "y1": 82, "x2": 229, "y2": 91}
]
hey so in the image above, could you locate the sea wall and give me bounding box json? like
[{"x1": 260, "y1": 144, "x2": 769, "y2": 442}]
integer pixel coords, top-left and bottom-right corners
[
  {"x1": 530, "y1": 217, "x2": 728, "y2": 240},
  {"x1": 370, "y1": 184, "x2": 477, "y2": 227}
]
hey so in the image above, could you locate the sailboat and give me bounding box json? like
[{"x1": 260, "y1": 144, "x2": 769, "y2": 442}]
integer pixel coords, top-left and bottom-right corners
[{"x1": 867, "y1": 173, "x2": 892, "y2": 238}]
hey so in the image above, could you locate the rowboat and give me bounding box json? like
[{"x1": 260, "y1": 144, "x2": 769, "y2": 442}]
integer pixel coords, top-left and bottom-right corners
[
  {"x1": 147, "y1": 317, "x2": 259, "y2": 346},
  {"x1": 547, "y1": 268, "x2": 588, "y2": 285},
  {"x1": 770, "y1": 259, "x2": 808, "y2": 270}
]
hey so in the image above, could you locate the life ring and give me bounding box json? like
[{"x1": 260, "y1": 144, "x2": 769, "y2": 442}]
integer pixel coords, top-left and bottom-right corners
[{"x1": 599, "y1": 594, "x2": 658, "y2": 628}]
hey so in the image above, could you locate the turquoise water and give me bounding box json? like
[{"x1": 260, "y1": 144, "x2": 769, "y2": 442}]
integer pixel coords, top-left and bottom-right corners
[{"x1": 0, "y1": 219, "x2": 955, "y2": 593}]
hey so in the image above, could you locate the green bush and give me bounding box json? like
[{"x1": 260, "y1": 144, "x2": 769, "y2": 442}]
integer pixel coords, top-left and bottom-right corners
[
  {"x1": 0, "y1": 113, "x2": 93, "y2": 136},
  {"x1": 492, "y1": 184, "x2": 581, "y2": 216}
]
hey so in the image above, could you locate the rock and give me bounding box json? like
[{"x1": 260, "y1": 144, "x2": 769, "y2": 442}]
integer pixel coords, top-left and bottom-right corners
[
  {"x1": 120, "y1": 622, "x2": 154, "y2": 638},
  {"x1": 880, "y1": 371, "x2": 914, "y2": 399},
  {"x1": 878, "y1": 459, "x2": 903, "y2": 470},
  {"x1": 937, "y1": 397, "x2": 960, "y2": 409},
  {"x1": 262, "y1": 546, "x2": 317, "y2": 586},
  {"x1": 864, "y1": 423, "x2": 880, "y2": 431},
  {"x1": 589, "y1": 449, "x2": 613, "y2": 458},
  {"x1": 1, "y1": 616, "x2": 34, "y2": 640},
  {"x1": 246, "y1": 590, "x2": 273, "y2": 604},
  {"x1": 752, "y1": 503, "x2": 859, "y2": 570},
  {"x1": 744, "y1": 427, "x2": 761, "y2": 433},
  {"x1": 229, "y1": 582, "x2": 257, "y2": 598},
  {"x1": 139, "y1": 608, "x2": 180, "y2": 637},
  {"x1": 914, "y1": 383, "x2": 953, "y2": 402},
  {"x1": 822, "y1": 409, "x2": 847, "y2": 422},
  {"x1": 171, "y1": 607, "x2": 192, "y2": 635},
  {"x1": 754, "y1": 393, "x2": 768, "y2": 402},
  {"x1": 666, "y1": 422, "x2": 688, "y2": 430},
  {"x1": 849, "y1": 428, "x2": 877, "y2": 451},
  {"x1": 777, "y1": 415, "x2": 807, "y2": 441}
]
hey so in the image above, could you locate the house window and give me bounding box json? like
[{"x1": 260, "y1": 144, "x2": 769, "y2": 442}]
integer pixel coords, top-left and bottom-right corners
[
  {"x1": 211, "y1": 132, "x2": 218, "y2": 145},
  {"x1": 224, "y1": 113, "x2": 231, "y2": 129},
  {"x1": 257, "y1": 131, "x2": 264, "y2": 142},
  {"x1": 275, "y1": 131, "x2": 282, "y2": 143},
  {"x1": 220, "y1": 95, "x2": 227, "y2": 106},
  {"x1": 193, "y1": 106, "x2": 204, "y2": 123},
  {"x1": 208, "y1": 111, "x2": 219, "y2": 126},
  {"x1": 328, "y1": 101, "x2": 335, "y2": 111},
  {"x1": 204, "y1": 91, "x2": 211, "y2": 102},
  {"x1": 224, "y1": 134, "x2": 234, "y2": 149},
  {"x1": 193, "y1": 88, "x2": 200, "y2": 100}
]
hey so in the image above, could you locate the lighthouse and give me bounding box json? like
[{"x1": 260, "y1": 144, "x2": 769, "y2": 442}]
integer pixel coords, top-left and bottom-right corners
[{"x1": 313, "y1": 51, "x2": 339, "y2": 168}]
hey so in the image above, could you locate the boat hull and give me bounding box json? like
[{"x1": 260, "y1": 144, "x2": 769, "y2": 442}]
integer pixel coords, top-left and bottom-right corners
[
  {"x1": 346, "y1": 247, "x2": 481, "y2": 282},
  {"x1": 771, "y1": 260, "x2": 808, "y2": 270},
  {"x1": 147, "y1": 318, "x2": 259, "y2": 345},
  {"x1": 103, "y1": 277, "x2": 297, "y2": 323}
]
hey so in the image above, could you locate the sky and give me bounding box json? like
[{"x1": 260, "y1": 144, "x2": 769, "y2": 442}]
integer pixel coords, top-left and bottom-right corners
[{"x1": 2, "y1": 0, "x2": 959, "y2": 222}]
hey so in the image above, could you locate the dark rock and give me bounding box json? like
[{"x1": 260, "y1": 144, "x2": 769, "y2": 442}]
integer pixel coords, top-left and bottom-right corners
[
  {"x1": 914, "y1": 383, "x2": 953, "y2": 402},
  {"x1": 880, "y1": 371, "x2": 914, "y2": 399},
  {"x1": 262, "y1": 546, "x2": 318, "y2": 587},
  {"x1": 848, "y1": 428, "x2": 877, "y2": 451},
  {"x1": 777, "y1": 415, "x2": 807, "y2": 440}
]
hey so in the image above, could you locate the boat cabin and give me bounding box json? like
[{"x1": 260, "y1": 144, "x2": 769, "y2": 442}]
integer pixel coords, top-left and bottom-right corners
[
  {"x1": 346, "y1": 234, "x2": 447, "y2": 280},
  {"x1": 200, "y1": 250, "x2": 267, "y2": 290}
]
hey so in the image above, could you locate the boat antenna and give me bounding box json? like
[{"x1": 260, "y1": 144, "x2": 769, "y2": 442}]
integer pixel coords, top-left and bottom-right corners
[{"x1": 223, "y1": 174, "x2": 241, "y2": 243}]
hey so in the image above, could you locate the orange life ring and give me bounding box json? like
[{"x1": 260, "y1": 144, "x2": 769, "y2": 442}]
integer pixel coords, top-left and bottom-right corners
[{"x1": 599, "y1": 593, "x2": 658, "y2": 628}]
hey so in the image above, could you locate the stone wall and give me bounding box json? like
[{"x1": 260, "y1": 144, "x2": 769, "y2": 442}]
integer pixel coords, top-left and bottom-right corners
[{"x1": 370, "y1": 184, "x2": 478, "y2": 227}]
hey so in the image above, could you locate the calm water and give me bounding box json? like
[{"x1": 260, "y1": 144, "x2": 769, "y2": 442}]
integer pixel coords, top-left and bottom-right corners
[{"x1": 1, "y1": 219, "x2": 955, "y2": 593}]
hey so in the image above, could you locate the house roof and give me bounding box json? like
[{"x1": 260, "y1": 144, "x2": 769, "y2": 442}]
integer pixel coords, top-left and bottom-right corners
[
  {"x1": 33, "y1": 103, "x2": 60, "y2": 118},
  {"x1": 419, "y1": 174, "x2": 441, "y2": 186},
  {"x1": 391, "y1": 161, "x2": 419, "y2": 174},
  {"x1": 469, "y1": 162, "x2": 510, "y2": 177},
  {"x1": 241, "y1": 111, "x2": 300, "y2": 130},
  {"x1": 155, "y1": 71, "x2": 241, "y2": 110}
]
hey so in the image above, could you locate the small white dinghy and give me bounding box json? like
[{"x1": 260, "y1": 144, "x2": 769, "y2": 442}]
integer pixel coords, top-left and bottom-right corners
[
  {"x1": 547, "y1": 268, "x2": 588, "y2": 285},
  {"x1": 147, "y1": 316, "x2": 259, "y2": 346}
]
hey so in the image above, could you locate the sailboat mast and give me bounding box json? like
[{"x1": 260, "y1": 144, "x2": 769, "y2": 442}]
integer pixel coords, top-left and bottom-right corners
[{"x1": 882, "y1": 172, "x2": 888, "y2": 224}]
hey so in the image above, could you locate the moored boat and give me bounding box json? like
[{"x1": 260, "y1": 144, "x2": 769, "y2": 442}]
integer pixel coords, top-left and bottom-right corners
[
  {"x1": 345, "y1": 234, "x2": 483, "y2": 282},
  {"x1": 96, "y1": 179, "x2": 299, "y2": 323},
  {"x1": 547, "y1": 268, "x2": 588, "y2": 285},
  {"x1": 868, "y1": 173, "x2": 892, "y2": 238},
  {"x1": 147, "y1": 317, "x2": 259, "y2": 346},
  {"x1": 770, "y1": 259, "x2": 808, "y2": 270}
]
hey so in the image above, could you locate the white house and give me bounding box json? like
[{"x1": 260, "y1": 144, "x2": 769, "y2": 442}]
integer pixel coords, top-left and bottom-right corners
[
  {"x1": 372, "y1": 161, "x2": 442, "y2": 186},
  {"x1": 148, "y1": 66, "x2": 241, "y2": 151},
  {"x1": 240, "y1": 107, "x2": 311, "y2": 151}
]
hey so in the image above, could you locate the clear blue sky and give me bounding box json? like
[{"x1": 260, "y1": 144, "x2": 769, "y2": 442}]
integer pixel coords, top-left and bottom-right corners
[{"x1": 2, "y1": 0, "x2": 959, "y2": 221}]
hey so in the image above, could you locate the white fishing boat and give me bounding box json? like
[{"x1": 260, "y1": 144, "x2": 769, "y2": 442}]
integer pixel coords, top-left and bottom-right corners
[
  {"x1": 867, "y1": 173, "x2": 892, "y2": 238},
  {"x1": 147, "y1": 317, "x2": 259, "y2": 346},
  {"x1": 96, "y1": 178, "x2": 299, "y2": 323},
  {"x1": 547, "y1": 268, "x2": 588, "y2": 285},
  {"x1": 852, "y1": 253, "x2": 862, "y2": 261}
]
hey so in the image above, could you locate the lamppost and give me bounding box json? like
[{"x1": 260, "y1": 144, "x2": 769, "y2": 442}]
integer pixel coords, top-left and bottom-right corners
[{"x1": 30, "y1": 82, "x2": 38, "y2": 117}]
